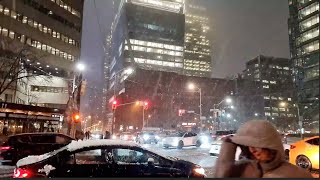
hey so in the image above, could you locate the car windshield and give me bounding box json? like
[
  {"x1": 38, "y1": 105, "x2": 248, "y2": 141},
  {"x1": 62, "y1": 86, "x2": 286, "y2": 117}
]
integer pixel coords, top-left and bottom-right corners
[
  {"x1": 169, "y1": 132, "x2": 185, "y2": 137},
  {"x1": 143, "y1": 132, "x2": 154, "y2": 136}
]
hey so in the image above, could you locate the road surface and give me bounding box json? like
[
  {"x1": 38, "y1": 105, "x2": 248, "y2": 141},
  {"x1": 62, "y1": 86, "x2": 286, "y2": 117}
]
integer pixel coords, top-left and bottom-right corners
[{"x1": 0, "y1": 137, "x2": 318, "y2": 178}]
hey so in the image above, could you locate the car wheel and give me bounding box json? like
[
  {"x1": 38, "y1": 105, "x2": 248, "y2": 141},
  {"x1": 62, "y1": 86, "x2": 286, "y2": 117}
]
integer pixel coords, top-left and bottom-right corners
[
  {"x1": 196, "y1": 140, "x2": 201, "y2": 148},
  {"x1": 177, "y1": 141, "x2": 184, "y2": 149},
  {"x1": 296, "y1": 155, "x2": 312, "y2": 170}
]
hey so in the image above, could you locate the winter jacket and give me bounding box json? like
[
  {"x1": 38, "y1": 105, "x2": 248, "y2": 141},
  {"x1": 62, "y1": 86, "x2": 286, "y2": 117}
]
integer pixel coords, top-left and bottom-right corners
[{"x1": 214, "y1": 120, "x2": 313, "y2": 178}]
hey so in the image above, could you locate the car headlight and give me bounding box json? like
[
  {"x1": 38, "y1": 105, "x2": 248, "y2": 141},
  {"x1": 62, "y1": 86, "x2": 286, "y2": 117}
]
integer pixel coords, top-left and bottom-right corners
[
  {"x1": 193, "y1": 167, "x2": 205, "y2": 176},
  {"x1": 143, "y1": 134, "x2": 149, "y2": 140},
  {"x1": 155, "y1": 135, "x2": 160, "y2": 139}
]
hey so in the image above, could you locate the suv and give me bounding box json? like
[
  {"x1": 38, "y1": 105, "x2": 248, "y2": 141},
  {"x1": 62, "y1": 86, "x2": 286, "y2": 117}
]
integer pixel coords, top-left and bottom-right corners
[
  {"x1": 0, "y1": 133, "x2": 74, "y2": 165},
  {"x1": 136, "y1": 132, "x2": 159, "y2": 144}
]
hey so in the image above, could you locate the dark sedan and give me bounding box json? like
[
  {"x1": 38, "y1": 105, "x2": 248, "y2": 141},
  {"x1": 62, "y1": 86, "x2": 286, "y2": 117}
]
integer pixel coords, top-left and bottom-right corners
[
  {"x1": 14, "y1": 140, "x2": 206, "y2": 178},
  {"x1": 0, "y1": 133, "x2": 74, "y2": 165}
]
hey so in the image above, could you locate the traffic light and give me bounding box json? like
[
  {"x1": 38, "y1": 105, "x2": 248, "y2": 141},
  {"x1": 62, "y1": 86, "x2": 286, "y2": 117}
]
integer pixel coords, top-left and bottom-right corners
[
  {"x1": 143, "y1": 101, "x2": 149, "y2": 110},
  {"x1": 72, "y1": 113, "x2": 81, "y2": 123},
  {"x1": 112, "y1": 100, "x2": 117, "y2": 110}
]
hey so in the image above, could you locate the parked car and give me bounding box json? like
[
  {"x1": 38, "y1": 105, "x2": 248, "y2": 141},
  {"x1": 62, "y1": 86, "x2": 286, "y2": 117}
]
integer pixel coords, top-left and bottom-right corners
[
  {"x1": 136, "y1": 132, "x2": 159, "y2": 144},
  {"x1": 289, "y1": 136, "x2": 319, "y2": 172},
  {"x1": 162, "y1": 132, "x2": 201, "y2": 149},
  {"x1": 13, "y1": 139, "x2": 206, "y2": 178},
  {"x1": 0, "y1": 133, "x2": 74, "y2": 165},
  {"x1": 119, "y1": 132, "x2": 136, "y2": 141},
  {"x1": 209, "y1": 134, "x2": 290, "y2": 160}
]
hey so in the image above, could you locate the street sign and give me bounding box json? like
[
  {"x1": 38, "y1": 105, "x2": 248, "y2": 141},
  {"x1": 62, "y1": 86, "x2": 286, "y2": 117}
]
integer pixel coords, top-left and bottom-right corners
[
  {"x1": 187, "y1": 111, "x2": 195, "y2": 113},
  {"x1": 200, "y1": 116, "x2": 206, "y2": 121}
]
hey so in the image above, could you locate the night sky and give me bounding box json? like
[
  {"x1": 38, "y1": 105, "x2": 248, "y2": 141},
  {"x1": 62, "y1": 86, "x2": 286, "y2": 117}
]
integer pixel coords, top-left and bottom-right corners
[{"x1": 80, "y1": 0, "x2": 290, "y2": 113}]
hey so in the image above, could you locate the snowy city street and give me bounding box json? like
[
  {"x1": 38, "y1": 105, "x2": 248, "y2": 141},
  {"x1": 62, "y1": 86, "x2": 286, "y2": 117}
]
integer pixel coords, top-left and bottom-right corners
[{"x1": 0, "y1": 137, "x2": 319, "y2": 178}]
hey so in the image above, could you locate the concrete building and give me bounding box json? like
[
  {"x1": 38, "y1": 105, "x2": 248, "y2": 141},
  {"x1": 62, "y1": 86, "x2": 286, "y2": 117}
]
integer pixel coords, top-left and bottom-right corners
[
  {"x1": 0, "y1": 0, "x2": 84, "y2": 108},
  {"x1": 184, "y1": 0, "x2": 212, "y2": 77},
  {"x1": 237, "y1": 55, "x2": 298, "y2": 131},
  {"x1": 288, "y1": 0, "x2": 319, "y2": 122},
  {"x1": 0, "y1": 0, "x2": 84, "y2": 134}
]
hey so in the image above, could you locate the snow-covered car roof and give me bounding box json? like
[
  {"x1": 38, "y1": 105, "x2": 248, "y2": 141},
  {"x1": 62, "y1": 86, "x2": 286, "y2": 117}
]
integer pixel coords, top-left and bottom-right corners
[{"x1": 17, "y1": 139, "x2": 168, "y2": 167}]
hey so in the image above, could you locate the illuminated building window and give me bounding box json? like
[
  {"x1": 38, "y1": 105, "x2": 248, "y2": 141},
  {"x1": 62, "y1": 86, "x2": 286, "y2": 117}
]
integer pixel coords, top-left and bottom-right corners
[
  {"x1": 299, "y1": 2, "x2": 319, "y2": 19},
  {"x1": 300, "y1": 15, "x2": 319, "y2": 31}
]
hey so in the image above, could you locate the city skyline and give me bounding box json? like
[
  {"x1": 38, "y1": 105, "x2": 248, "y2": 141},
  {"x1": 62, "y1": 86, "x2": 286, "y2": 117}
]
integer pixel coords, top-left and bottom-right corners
[{"x1": 81, "y1": 0, "x2": 290, "y2": 83}]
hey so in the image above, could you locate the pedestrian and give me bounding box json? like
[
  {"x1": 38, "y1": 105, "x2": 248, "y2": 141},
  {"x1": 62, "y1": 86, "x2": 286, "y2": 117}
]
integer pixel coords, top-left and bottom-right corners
[
  {"x1": 214, "y1": 120, "x2": 313, "y2": 178},
  {"x1": 2, "y1": 126, "x2": 8, "y2": 136},
  {"x1": 104, "y1": 131, "x2": 111, "y2": 139}
]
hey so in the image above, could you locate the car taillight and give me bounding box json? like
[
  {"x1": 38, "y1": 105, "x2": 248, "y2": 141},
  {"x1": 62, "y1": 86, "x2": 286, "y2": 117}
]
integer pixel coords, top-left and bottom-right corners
[
  {"x1": 0, "y1": 146, "x2": 11, "y2": 151},
  {"x1": 13, "y1": 168, "x2": 31, "y2": 178},
  {"x1": 290, "y1": 145, "x2": 296, "y2": 149}
]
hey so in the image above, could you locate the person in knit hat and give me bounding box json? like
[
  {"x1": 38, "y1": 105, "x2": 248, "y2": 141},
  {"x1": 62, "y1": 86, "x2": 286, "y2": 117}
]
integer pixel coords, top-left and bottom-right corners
[{"x1": 214, "y1": 120, "x2": 313, "y2": 178}]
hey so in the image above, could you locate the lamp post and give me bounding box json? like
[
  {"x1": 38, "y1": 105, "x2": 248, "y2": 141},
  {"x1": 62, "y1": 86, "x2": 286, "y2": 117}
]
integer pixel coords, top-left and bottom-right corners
[
  {"x1": 69, "y1": 63, "x2": 85, "y2": 138},
  {"x1": 188, "y1": 83, "x2": 202, "y2": 131},
  {"x1": 213, "y1": 97, "x2": 232, "y2": 130},
  {"x1": 279, "y1": 101, "x2": 303, "y2": 139}
]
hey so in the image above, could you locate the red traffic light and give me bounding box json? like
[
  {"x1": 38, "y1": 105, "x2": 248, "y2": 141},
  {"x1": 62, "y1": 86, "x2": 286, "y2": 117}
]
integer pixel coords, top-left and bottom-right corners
[
  {"x1": 143, "y1": 101, "x2": 149, "y2": 110},
  {"x1": 112, "y1": 100, "x2": 118, "y2": 110},
  {"x1": 73, "y1": 113, "x2": 81, "y2": 123}
]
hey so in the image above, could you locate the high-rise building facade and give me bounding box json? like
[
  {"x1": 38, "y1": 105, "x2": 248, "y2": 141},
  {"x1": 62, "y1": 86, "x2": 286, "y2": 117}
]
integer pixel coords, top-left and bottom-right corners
[
  {"x1": 184, "y1": 1, "x2": 212, "y2": 77},
  {"x1": 107, "y1": 0, "x2": 185, "y2": 93},
  {"x1": 0, "y1": 0, "x2": 84, "y2": 108},
  {"x1": 238, "y1": 55, "x2": 298, "y2": 131},
  {"x1": 288, "y1": 0, "x2": 319, "y2": 121}
]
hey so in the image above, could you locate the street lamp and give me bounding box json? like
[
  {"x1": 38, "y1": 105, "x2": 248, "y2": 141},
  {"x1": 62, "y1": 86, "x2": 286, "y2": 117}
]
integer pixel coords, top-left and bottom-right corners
[
  {"x1": 187, "y1": 83, "x2": 202, "y2": 130},
  {"x1": 225, "y1": 98, "x2": 232, "y2": 104},
  {"x1": 76, "y1": 63, "x2": 85, "y2": 71},
  {"x1": 226, "y1": 113, "x2": 232, "y2": 118},
  {"x1": 254, "y1": 113, "x2": 259, "y2": 117}
]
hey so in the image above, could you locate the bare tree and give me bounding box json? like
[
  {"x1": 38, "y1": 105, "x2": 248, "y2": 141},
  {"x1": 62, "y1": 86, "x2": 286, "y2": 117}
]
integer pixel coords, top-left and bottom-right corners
[{"x1": 0, "y1": 39, "x2": 51, "y2": 100}]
